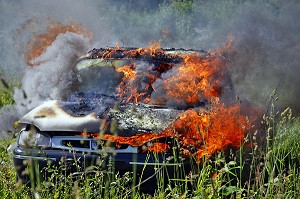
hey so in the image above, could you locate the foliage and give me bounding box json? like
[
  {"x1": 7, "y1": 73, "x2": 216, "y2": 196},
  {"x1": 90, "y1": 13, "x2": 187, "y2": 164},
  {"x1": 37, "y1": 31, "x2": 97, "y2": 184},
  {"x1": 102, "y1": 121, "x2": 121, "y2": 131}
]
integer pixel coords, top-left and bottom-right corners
[
  {"x1": 0, "y1": 90, "x2": 14, "y2": 108},
  {"x1": 170, "y1": 0, "x2": 194, "y2": 14},
  {"x1": 0, "y1": 139, "x2": 29, "y2": 198},
  {"x1": 0, "y1": 77, "x2": 15, "y2": 108}
]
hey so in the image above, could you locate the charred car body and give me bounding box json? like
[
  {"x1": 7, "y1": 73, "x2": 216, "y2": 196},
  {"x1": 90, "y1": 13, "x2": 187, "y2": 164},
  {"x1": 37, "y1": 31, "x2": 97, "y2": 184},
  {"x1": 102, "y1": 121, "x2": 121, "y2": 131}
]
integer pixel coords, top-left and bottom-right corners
[{"x1": 13, "y1": 47, "x2": 236, "y2": 190}]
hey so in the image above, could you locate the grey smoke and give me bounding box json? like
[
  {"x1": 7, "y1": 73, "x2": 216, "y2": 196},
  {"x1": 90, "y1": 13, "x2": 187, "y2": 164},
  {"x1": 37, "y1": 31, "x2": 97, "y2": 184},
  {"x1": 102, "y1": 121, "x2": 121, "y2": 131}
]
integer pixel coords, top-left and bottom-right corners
[
  {"x1": 1, "y1": 0, "x2": 300, "y2": 135},
  {"x1": 217, "y1": 3, "x2": 300, "y2": 112},
  {"x1": 15, "y1": 32, "x2": 90, "y2": 111},
  {"x1": 0, "y1": 32, "x2": 90, "y2": 135}
]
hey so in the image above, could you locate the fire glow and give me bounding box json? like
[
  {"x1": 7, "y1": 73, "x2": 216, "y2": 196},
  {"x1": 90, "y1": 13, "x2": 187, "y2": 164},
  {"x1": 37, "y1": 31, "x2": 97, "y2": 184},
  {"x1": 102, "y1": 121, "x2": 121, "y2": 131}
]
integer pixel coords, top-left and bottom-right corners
[
  {"x1": 93, "y1": 38, "x2": 254, "y2": 161},
  {"x1": 97, "y1": 103, "x2": 248, "y2": 161},
  {"x1": 26, "y1": 20, "x2": 93, "y2": 66},
  {"x1": 26, "y1": 23, "x2": 257, "y2": 162}
]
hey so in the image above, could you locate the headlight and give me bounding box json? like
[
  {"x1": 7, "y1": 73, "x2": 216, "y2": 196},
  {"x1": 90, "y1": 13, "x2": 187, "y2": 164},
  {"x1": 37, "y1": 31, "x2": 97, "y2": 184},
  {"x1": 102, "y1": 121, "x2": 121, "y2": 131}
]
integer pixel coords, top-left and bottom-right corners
[{"x1": 18, "y1": 126, "x2": 51, "y2": 148}]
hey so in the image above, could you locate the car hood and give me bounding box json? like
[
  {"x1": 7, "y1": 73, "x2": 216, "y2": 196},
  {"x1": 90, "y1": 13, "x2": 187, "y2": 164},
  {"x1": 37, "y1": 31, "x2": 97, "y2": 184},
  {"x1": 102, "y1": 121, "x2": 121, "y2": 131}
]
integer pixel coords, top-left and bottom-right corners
[
  {"x1": 19, "y1": 95, "x2": 183, "y2": 135},
  {"x1": 19, "y1": 100, "x2": 101, "y2": 132}
]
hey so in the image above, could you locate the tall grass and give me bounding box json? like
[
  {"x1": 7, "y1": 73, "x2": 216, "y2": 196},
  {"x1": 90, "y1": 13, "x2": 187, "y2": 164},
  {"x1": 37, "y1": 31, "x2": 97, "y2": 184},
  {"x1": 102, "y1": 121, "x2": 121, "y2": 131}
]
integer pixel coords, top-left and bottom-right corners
[
  {"x1": 0, "y1": 138, "x2": 28, "y2": 198},
  {"x1": 0, "y1": 81, "x2": 14, "y2": 108},
  {"x1": 1, "y1": 102, "x2": 300, "y2": 198}
]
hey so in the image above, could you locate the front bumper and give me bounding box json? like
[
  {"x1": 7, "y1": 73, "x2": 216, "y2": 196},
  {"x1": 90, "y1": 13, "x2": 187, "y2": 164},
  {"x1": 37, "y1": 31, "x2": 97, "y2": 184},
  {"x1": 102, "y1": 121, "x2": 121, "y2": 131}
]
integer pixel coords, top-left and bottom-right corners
[{"x1": 13, "y1": 146, "x2": 191, "y2": 189}]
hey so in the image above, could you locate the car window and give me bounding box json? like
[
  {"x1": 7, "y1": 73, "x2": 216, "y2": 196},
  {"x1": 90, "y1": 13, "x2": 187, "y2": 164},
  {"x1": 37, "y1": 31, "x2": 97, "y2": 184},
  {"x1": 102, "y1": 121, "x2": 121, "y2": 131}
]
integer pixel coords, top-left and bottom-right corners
[{"x1": 75, "y1": 60, "x2": 123, "y2": 95}]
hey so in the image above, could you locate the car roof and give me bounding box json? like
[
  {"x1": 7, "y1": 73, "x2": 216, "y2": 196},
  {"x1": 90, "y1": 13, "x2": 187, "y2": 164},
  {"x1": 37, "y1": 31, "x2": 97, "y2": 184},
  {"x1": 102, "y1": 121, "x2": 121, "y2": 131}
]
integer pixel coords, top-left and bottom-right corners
[{"x1": 76, "y1": 47, "x2": 206, "y2": 70}]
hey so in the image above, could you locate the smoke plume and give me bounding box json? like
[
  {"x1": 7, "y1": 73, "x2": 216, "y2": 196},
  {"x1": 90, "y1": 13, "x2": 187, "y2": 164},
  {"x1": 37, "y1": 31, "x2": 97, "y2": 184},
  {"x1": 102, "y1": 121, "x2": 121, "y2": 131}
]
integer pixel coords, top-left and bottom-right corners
[
  {"x1": 224, "y1": 3, "x2": 300, "y2": 113},
  {"x1": 0, "y1": 32, "x2": 90, "y2": 135}
]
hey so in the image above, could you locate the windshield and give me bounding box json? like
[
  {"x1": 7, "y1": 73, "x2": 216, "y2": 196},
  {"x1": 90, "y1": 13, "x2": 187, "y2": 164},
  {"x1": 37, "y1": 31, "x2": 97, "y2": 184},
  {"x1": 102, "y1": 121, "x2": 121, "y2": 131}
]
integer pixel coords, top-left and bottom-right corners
[
  {"x1": 73, "y1": 48, "x2": 210, "y2": 106},
  {"x1": 75, "y1": 59, "x2": 124, "y2": 95}
]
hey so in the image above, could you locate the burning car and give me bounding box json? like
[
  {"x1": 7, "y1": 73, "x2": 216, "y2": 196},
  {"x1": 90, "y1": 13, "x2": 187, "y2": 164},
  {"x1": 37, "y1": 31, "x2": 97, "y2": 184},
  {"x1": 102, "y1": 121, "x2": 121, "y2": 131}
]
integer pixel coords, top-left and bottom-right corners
[{"x1": 13, "y1": 45, "x2": 249, "y2": 190}]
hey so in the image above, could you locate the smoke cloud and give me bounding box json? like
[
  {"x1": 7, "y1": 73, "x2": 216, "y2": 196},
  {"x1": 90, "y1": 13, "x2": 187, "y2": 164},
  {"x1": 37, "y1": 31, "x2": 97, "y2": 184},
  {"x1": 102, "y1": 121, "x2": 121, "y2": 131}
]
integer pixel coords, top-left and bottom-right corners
[
  {"x1": 15, "y1": 32, "x2": 90, "y2": 111},
  {"x1": 224, "y1": 3, "x2": 300, "y2": 113},
  {"x1": 0, "y1": 32, "x2": 90, "y2": 135},
  {"x1": 1, "y1": 0, "x2": 300, "y2": 135}
]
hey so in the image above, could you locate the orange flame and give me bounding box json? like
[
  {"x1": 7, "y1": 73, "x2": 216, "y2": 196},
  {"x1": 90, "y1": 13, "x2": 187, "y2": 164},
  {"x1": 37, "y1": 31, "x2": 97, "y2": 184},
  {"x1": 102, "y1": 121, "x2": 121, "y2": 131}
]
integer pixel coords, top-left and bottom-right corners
[
  {"x1": 156, "y1": 53, "x2": 224, "y2": 105},
  {"x1": 102, "y1": 132, "x2": 173, "y2": 147},
  {"x1": 115, "y1": 39, "x2": 233, "y2": 106},
  {"x1": 96, "y1": 102, "x2": 250, "y2": 161},
  {"x1": 83, "y1": 37, "x2": 260, "y2": 160},
  {"x1": 102, "y1": 38, "x2": 260, "y2": 160},
  {"x1": 81, "y1": 131, "x2": 174, "y2": 153},
  {"x1": 116, "y1": 62, "x2": 158, "y2": 104},
  {"x1": 141, "y1": 41, "x2": 163, "y2": 56},
  {"x1": 26, "y1": 20, "x2": 93, "y2": 66},
  {"x1": 116, "y1": 64, "x2": 141, "y2": 103},
  {"x1": 164, "y1": 103, "x2": 249, "y2": 161},
  {"x1": 151, "y1": 41, "x2": 232, "y2": 106},
  {"x1": 147, "y1": 142, "x2": 171, "y2": 153}
]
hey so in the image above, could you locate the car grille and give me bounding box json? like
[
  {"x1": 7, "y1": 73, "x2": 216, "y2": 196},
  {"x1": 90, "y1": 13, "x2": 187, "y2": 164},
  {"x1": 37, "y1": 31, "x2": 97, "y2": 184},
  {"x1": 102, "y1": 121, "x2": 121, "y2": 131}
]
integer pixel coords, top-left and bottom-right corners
[{"x1": 51, "y1": 136, "x2": 138, "y2": 153}]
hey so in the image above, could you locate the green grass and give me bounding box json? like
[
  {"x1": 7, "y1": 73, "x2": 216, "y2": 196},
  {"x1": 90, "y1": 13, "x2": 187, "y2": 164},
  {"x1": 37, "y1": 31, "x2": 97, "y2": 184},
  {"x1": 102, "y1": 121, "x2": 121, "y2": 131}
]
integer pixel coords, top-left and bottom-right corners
[
  {"x1": 0, "y1": 90, "x2": 14, "y2": 108},
  {"x1": 0, "y1": 138, "x2": 28, "y2": 198},
  {"x1": 0, "y1": 77, "x2": 15, "y2": 108}
]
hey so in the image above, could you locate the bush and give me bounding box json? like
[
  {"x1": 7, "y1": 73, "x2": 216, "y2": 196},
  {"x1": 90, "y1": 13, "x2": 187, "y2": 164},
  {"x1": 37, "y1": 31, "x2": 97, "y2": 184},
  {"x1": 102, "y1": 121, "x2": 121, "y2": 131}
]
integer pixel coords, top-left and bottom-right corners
[{"x1": 0, "y1": 89, "x2": 14, "y2": 108}]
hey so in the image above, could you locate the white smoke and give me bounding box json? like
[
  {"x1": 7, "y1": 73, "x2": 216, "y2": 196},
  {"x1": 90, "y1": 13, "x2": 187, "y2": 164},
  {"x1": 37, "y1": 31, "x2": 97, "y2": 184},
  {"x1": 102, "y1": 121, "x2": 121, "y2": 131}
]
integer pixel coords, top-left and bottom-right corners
[
  {"x1": 0, "y1": 32, "x2": 90, "y2": 135},
  {"x1": 20, "y1": 32, "x2": 89, "y2": 105}
]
